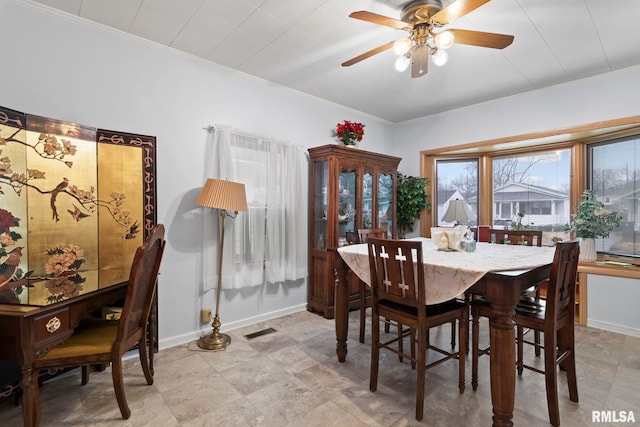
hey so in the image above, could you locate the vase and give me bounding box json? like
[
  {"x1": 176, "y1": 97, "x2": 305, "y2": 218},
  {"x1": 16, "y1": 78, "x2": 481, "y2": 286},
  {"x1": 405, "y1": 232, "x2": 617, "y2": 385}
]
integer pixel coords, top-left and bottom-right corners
[{"x1": 579, "y1": 237, "x2": 597, "y2": 262}]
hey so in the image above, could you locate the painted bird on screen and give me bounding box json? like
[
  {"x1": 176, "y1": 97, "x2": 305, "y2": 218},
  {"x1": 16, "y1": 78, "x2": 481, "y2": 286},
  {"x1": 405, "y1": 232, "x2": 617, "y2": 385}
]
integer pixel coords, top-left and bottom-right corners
[{"x1": 0, "y1": 246, "x2": 23, "y2": 291}]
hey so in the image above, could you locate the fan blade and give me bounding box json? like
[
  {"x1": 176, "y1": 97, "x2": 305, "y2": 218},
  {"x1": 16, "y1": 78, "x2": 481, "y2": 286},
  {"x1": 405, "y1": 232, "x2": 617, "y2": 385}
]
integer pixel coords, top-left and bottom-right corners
[
  {"x1": 342, "y1": 41, "x2": 395, "y2": 67},
  {"x1": 449, "y1": 29, "x2": 514, "y2": 49},
  {"x1": 431, "y1": 0, "x2": 491, "y2": 25},
  {"x1": 348, "y1": 11, "x2": 410, "y2": 30}
]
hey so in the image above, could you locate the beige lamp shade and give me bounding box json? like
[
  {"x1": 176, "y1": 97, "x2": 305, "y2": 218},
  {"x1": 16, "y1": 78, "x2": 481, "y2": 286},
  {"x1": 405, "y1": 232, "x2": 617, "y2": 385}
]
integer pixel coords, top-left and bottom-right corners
[
  {"x1": 197, "y1": 178, "x2": 248, "y2": 212},
  {"x1": 442, "y1": 199, "x2": 474, "y2": 224}
]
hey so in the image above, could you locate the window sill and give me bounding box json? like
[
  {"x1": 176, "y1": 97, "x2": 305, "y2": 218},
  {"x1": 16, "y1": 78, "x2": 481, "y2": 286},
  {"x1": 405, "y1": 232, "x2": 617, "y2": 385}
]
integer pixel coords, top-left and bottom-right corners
[{"x1": 578, "y1": 259, "x2": 640, "y2": 279}]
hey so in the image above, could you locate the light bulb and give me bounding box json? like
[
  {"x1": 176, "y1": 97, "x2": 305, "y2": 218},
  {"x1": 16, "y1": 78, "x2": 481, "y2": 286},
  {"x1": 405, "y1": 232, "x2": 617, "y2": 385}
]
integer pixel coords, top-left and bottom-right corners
[
  {"x1": 394, "y1": 54, "x2": 411, "y2": 72},
  {"x1": 434, "y1": 30, "x2": 454, "y2": 49},
  {"x1": 432, "y1": 48, "x2": 448, "y2": 66},
  {"x1": 393, "y1": 37, "x2": 412, "y2": 56}
]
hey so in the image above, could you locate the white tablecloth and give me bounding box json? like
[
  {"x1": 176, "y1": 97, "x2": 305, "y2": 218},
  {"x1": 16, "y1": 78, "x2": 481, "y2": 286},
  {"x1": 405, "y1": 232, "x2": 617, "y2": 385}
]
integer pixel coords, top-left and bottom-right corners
[{"x1": 337, "y1": 237, "x2": 556, "y2": 305}]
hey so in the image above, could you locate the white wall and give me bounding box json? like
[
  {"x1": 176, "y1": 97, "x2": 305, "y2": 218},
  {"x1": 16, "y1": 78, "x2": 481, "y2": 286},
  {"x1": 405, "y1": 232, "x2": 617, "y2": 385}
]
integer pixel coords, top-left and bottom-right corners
[
  {"x1": 392, "y1": 64, "x2": 640, "y2": 176},
  {"x1": 0, "y1": 0, "x2": 395, "y2": 348},
  {"x1": 587, "y1": 274, "x2": 640, "y2": 338}
]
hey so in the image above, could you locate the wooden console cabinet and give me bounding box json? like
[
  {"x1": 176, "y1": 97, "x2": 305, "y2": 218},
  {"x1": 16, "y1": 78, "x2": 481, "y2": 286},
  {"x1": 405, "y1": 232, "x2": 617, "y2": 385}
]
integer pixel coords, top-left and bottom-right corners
[{"x1": 307, "y1": 144, "x2": 401, "y2": 318}]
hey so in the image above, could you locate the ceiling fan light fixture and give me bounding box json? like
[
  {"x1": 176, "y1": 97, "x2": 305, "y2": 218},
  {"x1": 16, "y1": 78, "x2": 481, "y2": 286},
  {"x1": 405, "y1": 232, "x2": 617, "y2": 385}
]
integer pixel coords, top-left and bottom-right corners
[
  {"x1": 342, "y1": 1, "x2": 515, "y2": 78},
  {"x1": 434, "y1": 30, "x2": 454, "y2": 49},
  {"x1": 432, "y1": 48, "x2": 449, "y2": 66},
  {"x1": 412, "y1": 45, "x2": 429, "y2": 76},
  {"x1": 394, "y1": 54, "x2": 411, "y2": 72},
  {"x1": 393, "y1": 37, "x2": 413, "y2": 56}
]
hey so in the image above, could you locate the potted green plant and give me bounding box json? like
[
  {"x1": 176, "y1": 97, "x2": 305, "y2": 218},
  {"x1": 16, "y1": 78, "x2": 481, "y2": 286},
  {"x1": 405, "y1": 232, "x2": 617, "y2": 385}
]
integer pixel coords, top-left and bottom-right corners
[
  {"x1": 396, "y1": 173, "x2": 431, "y2": 238},
  {"x1": 566, "y1": 189, "x2": 622, "y2": 262}
]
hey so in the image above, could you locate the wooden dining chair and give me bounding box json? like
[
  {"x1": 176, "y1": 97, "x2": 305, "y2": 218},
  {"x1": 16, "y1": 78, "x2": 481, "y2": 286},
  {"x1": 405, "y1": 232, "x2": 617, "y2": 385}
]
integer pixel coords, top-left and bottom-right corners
[
  {"x1": 367, "y1": 238, "x2": 467, "y2": 421},
  {"x1": 470, "y1": 228, "x2": 545, "y2": 389},
  {"x1": 357, "y1": 228, "x2": 389, "y2": 343},
  {"x1": 514, "y1": 239, "x2": 580, "y2": 426},
  {"x1": 472, "y1": 228, "x2": 545, "y2": 354},
  {"x1": 488, "y1": 228, "x2": 543, "y2": 246},
  {"x1": 471, "y1": 239, "x2": 579, "y2": 427},
  {"x1": 32, "y1": 224, "x2": 166, "y2": 421}
]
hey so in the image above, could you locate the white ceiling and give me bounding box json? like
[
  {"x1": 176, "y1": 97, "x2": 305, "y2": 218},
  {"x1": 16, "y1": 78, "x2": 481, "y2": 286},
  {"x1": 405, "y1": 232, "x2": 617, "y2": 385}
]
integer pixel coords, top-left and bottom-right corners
[{"x1": 28, "y1": 0, "x2": 640, "y2": 123}]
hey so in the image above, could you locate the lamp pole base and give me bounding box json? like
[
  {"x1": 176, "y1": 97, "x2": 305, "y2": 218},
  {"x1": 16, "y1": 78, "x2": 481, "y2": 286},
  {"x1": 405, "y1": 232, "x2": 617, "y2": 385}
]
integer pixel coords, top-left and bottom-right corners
[{"x1": 197, "y1": 330, "x2": 231, "y2": 351}]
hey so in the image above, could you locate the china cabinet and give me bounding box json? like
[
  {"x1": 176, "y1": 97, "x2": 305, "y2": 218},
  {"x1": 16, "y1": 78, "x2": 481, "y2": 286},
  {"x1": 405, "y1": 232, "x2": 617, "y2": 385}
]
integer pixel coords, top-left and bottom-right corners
[{"x1": 307, "y1": 144, "x2": 401, "y2": 318}]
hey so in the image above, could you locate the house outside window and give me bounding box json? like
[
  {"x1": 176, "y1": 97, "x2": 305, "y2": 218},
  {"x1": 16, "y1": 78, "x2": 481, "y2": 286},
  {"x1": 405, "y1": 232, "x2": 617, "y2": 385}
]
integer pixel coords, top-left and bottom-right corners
[
  {"x1": 589, "y1": 136, "x2": 640, "y2": 256},
  {"x1": 435, "y1": 159, "x2": 478, "y2": 226},
  {"x1": 491, "y1": 151, "x2": 571, "y2": 243}
]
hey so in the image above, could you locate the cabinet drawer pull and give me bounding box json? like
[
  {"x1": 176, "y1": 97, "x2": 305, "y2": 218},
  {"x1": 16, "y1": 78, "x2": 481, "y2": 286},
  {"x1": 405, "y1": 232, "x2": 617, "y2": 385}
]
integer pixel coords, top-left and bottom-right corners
[{"x1": 45, "y1": 317, "x2": 61, "y2": 333}]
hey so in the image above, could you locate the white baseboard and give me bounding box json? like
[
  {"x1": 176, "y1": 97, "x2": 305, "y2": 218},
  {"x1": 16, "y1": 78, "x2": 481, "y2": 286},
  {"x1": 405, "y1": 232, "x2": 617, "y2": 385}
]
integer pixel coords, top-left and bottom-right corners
[
  {"x1": 158, "y1": 303, "x2": 308, "y2": 349},
  {"x1": 587, "y1": 319, "x2": 640, "y2": 338}
]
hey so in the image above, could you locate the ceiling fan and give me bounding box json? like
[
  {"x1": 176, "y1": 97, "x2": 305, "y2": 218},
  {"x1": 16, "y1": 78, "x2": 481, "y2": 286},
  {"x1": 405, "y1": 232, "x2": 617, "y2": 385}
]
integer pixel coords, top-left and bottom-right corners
[{"x1": 342, "y1": 0, "x2": 514, "y2": 78}]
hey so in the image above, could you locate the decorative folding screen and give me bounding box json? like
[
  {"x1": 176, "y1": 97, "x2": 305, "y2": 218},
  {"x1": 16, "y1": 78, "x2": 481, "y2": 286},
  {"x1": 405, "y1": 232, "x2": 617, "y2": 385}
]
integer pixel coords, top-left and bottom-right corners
[{"x1": 0, "y1": 105, "x2": 156, "y2": 305}]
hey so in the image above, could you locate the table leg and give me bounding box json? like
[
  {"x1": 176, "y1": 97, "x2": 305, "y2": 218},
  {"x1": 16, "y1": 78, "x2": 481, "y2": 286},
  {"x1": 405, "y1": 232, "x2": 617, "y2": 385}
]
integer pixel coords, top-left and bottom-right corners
[
  {"x1": 486, "y1": 277, "x2": 520, "y2": 427},
  {"x1": 334, "y1": 252, "x2": 349, "y2": 362}
]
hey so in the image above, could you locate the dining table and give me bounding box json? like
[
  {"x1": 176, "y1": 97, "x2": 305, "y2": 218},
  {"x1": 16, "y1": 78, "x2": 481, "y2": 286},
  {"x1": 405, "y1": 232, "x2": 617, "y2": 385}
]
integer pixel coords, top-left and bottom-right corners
[{"x1": 333, "y1": 237, "x2": 556, "y2": 427}]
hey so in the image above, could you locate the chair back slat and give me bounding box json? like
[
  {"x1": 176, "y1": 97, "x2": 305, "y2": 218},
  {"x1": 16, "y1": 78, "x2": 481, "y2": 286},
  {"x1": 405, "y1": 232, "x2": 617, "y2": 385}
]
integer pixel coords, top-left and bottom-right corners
[
  {"x1": 357, "y1": 228, "x2": 388, "y2": 243},
  {"x1": 488, "y1": 229, "x2": 543, "y2": 246},
  {"x1": 117, "y1": 224, "x2": 166, "y2": 349},
  {"x1": 545, "y1": 239, "x2": 580, "y2": 323},
  {"x1": 367, "y1": 238, "x2": 423, "y2": 309}
]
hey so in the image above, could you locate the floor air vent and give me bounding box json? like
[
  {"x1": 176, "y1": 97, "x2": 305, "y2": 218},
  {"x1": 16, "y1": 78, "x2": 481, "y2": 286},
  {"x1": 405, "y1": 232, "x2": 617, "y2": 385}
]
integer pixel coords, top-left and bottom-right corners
[{"x1": 244, "y1": 327, "x2": 277, "y2": 340}]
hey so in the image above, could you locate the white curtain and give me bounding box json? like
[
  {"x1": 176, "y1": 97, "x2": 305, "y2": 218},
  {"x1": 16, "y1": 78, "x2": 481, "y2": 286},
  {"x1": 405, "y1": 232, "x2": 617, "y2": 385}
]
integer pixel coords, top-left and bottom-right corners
[{"x1": 202, "y1": 126, "x2": 308, "y2": 289}]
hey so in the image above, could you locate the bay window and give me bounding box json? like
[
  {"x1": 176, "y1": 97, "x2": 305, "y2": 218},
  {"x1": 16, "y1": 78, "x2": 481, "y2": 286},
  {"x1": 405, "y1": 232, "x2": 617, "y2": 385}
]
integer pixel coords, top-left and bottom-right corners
[{"x1": 421, "y1": 115, "x2": 640, "y2": 261}]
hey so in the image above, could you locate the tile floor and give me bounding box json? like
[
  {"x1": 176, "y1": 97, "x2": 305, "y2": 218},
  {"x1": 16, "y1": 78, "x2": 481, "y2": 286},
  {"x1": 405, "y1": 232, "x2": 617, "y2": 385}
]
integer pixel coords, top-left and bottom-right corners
[{"x1": 1, "y1": 309, "x2": 639, "y2": 426}]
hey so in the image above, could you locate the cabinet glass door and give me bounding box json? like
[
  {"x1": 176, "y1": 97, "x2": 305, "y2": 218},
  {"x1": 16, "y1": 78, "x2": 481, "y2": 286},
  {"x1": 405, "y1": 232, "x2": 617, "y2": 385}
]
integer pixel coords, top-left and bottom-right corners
[
  {"x1": 313, "y1": 160, "x2": 327, "y2": 249},
  {"x1": 363, "y1": 172, "x2": 372, "y2": 229},
  {"x1": 378, "y1": 173, "x2": 392, "y2": 233},
  {"x1": 338, "y1": 171, "x2": 356, "y2": 245}
]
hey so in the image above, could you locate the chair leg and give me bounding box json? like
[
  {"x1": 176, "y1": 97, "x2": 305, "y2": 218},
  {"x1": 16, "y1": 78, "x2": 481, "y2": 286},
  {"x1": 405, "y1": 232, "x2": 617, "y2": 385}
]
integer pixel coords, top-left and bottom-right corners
[
  {"x1": 458, "y1": 317, "x2": 466, "y2": 394},
  {"x1": 534, "y1": 331, "x2": 542, "y2": 357},
  {"x1": 111, "y1": 358, "x2": 131, "y2": 419},
  {"x1": 517, "y1": 326, "x2": 524, "y2": 376},
  {"x1": 450, "y1": 320, "x2": 456, "y2": 350},
  {"x1": 544, "y1": 331, "x2": 561, "y2": 427},
  {"x1": 410, "y1": 328, "x2": 416, "y2": 369},
  {"x1": 463, "y1": 293, "x2": 472, "y2": 355},
  {"x1": 415, "y1": 326, "x2": 426, "y2": 421},
  {"x1": 359, "y1": 283, "x2": 367, "y2": 343},
  {"x1": 139, "y1": 330, "x2": 154, "y2": 385},
  {"x1": 559, "y1": 324, "x2": 579, "y2": 403},
  {"x1": 471, "y1": 308, "x2": 479, "y2": 391},
  {"x1": 369, "y1": 312, "x2": 380, "y2": 393},
  {"x1": 81, "y1": 365, "x2": 90, "y2": 385},
  {"x1": 534, "y1": 286, "x2": 542, "y2": 357}
]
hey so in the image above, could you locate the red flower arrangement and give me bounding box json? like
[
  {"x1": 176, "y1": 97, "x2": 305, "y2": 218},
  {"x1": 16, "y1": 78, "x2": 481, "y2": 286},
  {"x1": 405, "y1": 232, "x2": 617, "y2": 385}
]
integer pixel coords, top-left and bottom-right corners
[{"x1": 335, "y1": 120, "x2": 365, "y2": 146}]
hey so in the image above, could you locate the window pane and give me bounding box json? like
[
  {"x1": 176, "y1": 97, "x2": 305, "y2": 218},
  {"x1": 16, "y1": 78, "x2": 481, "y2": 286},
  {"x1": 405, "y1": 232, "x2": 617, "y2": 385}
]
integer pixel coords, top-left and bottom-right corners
[
  {"x1": 492, "y1": 150, "x2": 570, "y2": 245},
  {"x1": 436, "y1": 159, "x2": 478, "y2": 226},
  {"x1": 589, "y1": 137, "x2": 640, "y2": 256}
]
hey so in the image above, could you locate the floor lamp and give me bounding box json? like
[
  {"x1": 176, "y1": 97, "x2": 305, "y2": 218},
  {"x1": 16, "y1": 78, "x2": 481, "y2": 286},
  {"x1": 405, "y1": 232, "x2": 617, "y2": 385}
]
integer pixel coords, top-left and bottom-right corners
[{"x1": 197, "y1": 178, "x2": 248, "y2": 351}]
